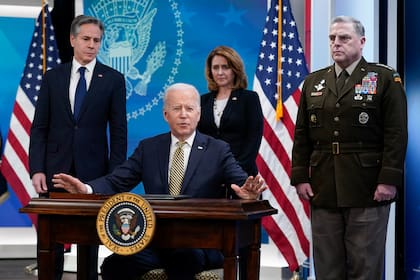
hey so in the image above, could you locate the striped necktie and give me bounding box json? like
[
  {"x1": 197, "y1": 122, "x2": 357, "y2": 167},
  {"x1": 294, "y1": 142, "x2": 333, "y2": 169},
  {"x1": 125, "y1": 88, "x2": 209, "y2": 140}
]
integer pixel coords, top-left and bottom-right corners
[{"x1": 169, "y1": 141, "x2": 186, "y2": 195}]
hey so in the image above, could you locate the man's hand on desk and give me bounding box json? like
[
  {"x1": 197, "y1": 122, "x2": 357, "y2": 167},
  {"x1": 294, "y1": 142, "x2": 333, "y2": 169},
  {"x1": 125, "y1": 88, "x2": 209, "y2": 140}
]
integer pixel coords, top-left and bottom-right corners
[
  {"x1": 32, "y1": 172, "x2": 48, "y2": 194},
  {"x1": 52, "y1": 173, "x2": 88, "y2": 194},
  {"x1": 231, "y1": 175, "x2": 267, "y2": 200},
  {"x1": 52, "y1": 173, "x2": 268, "y2": 199}
]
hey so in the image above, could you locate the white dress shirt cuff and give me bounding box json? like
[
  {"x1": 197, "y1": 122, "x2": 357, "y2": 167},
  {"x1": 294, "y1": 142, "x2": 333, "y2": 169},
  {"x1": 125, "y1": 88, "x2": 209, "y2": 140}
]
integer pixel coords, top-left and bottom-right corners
[{"x1": 85, "y1": 184, "x2": 93, "y2": 194}]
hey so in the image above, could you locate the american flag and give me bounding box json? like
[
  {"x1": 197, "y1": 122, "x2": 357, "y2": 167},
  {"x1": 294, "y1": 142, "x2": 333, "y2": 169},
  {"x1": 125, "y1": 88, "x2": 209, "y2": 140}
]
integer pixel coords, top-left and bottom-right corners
[
  {"x1": 253, "y1": 0, "x2": 311, "y2": 271},
  {"x1": 0, "y1": 4, "x2": 60, "y2": 224}
]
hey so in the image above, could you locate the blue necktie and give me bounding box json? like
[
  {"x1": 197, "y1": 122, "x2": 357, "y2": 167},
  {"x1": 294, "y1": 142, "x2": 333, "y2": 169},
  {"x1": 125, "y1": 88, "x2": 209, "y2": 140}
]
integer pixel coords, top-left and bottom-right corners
[{"x1": 74, "y1": 67, "x2": 87, "y2": 120}]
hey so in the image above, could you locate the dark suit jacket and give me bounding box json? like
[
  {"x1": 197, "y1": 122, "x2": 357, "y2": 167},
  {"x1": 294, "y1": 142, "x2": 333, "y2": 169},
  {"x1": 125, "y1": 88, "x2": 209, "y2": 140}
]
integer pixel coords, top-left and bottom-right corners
[
  {"x1": 198, "y1": 89, "x2": 263, "y2": 176},
  {"x1": 29, "y1": 61, "x2": 127, "y2": 189},
  {"x1": 89, "y1": 131, "x2": 247, "y2": 197},
  {"x1": 291, "y1": 58, "x2": 408, "y2": 208}
]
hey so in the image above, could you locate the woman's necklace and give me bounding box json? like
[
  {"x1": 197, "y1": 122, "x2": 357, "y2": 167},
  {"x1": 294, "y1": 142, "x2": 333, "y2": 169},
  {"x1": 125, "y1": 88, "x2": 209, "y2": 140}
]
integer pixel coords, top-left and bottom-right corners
[{"x1": 213, "y1": 98, "x2": 228, "y2": 117}]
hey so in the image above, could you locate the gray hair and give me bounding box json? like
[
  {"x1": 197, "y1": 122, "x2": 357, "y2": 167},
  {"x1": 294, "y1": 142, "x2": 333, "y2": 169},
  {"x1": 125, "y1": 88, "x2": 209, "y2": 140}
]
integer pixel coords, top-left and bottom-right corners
[
  {"x1": 331, "y1": 16, "x2": 365, "y2": 37},
  {"x1": 163, "y1": 83, "x2": 201, "y2": 108},
  {"x1": 70, "y1": 15, "x2": 104, "y2": 38}
]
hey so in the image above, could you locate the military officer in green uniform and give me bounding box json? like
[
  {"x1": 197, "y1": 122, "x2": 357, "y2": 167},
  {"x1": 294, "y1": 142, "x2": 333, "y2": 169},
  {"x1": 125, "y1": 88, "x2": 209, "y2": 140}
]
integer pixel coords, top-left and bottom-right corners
[{"x1": 291, "y1": 16, "x2": 407, "y2": 280}]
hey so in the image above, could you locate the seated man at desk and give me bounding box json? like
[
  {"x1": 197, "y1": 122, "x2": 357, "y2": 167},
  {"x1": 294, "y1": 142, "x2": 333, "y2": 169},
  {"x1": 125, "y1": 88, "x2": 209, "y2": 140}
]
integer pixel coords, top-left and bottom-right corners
[{"x1": 53, "y1": 82, "x2": 267, "y2": 280}]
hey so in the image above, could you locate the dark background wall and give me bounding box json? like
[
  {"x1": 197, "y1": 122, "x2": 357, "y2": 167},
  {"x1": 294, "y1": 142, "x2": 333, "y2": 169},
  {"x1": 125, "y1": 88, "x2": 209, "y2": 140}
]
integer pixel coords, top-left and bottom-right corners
[{"x1": 51, "y1": 0, "x2": 74, "y2": 63}]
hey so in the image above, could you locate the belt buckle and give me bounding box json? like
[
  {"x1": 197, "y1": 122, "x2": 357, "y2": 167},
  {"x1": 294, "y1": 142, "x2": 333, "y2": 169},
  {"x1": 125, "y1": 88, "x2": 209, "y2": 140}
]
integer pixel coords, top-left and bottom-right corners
[{"x1": 332, "y1": 142, "x2": 339, "y2": 155}]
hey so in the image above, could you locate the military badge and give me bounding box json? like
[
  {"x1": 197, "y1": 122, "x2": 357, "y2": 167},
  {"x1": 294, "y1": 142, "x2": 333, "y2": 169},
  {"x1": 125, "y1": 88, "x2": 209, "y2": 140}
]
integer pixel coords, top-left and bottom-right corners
[
  {"x1": 361, "y1": 72, "x2": 378, "y2": 95},
  {"x1": 311, "y1": 92, "x2": 323, "y2": 97},
  {"x1": 354, "y1": 94, "x2": 363, "y2": 101},
  {"x1": 359, "y1": 112, "x2": 369, "y2": 124},
  {"x1": 314, "y1": 79, "x2": 326, "y2": 91},
  {"x1": 355, "y1": 84, "x2": 362, "y2": 94},
  {"x1": 97, "y1": 192, "x2": 156, "y2": 255},
  {"x1": 393, "y1": 73, "x2": 402, "y2": 83},
  {"x1": 354, "y1": 85, "x2": 363, "y2": 100}
]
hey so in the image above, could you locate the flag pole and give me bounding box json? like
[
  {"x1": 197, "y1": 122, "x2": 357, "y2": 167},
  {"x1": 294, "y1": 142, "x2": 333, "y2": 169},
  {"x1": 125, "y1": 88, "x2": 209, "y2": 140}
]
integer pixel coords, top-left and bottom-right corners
[
  {"x1": 276, "y1": 0, "x2": 283, "y2": 120},
  {"x1": 42, "y1": 0, "x2": 47, "y2": 73},
  {"x1": 24, "y1": 0, "x2": 53, "y2": 275},
  {"x1": 257, "y1": 0, "x2": 311, "y2": 275}
]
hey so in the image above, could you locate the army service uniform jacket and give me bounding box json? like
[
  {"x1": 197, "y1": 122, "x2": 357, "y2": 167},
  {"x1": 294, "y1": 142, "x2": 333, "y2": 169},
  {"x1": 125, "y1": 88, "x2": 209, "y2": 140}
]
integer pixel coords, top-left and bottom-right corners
[{"x1": 291, "y1": 58, "x2": 407, "y2": 208}]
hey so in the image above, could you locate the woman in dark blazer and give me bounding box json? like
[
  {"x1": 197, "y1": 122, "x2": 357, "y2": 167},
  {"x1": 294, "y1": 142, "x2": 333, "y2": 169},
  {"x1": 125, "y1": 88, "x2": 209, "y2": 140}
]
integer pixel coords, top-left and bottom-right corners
[
  {"x1": 198, "y1": 45, "x2": 263, "y2": 280},
  {"x1": 198, "y1": 46, "x2": 263, "y2": 176}
]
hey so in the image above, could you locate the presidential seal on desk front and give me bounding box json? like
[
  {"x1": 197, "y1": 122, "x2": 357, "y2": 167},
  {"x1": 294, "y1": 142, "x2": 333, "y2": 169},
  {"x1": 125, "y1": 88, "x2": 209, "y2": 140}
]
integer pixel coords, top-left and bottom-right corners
[{"x1": 96, "y1": 192, "x2": 156, "y2": 255}]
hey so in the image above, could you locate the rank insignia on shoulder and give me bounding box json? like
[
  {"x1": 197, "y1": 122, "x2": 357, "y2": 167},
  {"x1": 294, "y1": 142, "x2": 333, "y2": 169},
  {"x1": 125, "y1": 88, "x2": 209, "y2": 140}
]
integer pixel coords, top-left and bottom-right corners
[{"x1": 375, "y1": 63, "x2": 394, "y2": 71}]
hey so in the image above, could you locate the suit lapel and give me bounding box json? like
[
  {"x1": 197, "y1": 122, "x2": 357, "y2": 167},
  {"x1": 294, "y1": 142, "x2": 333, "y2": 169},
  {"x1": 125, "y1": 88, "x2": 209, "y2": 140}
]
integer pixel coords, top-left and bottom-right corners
[
  {"x1": 159, "y1": 133, "x2": 171, "y2": 193},
  {"x1": 339, "y1": 73, "x2": 354, "y2": 98},
  {"x1": 62, "y1": 63, "x2": 74, "y2": 121},
  {"x1": 181, "y1": 132, "x2": 206, "y2": 193},
  {"x1": 202, "y1": 93, "x2": 218, "y2": 130},
  {"x1": 87, "y1": 62, "x2": 105, "y2": 94},
  {"x1": 337, "y1": 58, "x2": 368, "y2": 100},
  {"x1": 324, "y1": 66, "x2": 337, "y2": 96},
  {"x1": 77, "y1": 62, "x2": 106, "y2": 120},
  {"x1": 219, "y1": 90, "x2": 239, "y2": 126}
]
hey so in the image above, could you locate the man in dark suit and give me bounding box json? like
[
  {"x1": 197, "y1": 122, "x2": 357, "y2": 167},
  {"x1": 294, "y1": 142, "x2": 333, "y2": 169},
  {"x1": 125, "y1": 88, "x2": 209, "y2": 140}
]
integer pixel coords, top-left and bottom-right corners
[
  {"x1": 291, "y1": 16, "x2": 407, "y2": 279},
  {"x1": 53, "y1": 82, "x2": 267, "y2": 280},
  {"x1": 29, "y1": 15, "x2": 127, "y2": 280}
]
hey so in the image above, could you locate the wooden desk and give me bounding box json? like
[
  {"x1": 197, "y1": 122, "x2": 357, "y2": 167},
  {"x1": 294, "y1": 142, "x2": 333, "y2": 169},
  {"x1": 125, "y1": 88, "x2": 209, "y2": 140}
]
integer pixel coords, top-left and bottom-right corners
[{"x1": 20, "y1": 196, "x2": 277, "y2": 280}]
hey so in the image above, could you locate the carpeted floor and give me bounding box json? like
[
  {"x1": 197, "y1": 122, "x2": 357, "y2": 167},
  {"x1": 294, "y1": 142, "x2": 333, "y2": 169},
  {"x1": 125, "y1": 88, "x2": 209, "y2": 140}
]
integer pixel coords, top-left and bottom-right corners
[
  {"x1": 0, "y1": 259, "x2": 101, "y2": 280},
  {"x1": 0, "y1": 258, "x2": 287, "y2": 280}
]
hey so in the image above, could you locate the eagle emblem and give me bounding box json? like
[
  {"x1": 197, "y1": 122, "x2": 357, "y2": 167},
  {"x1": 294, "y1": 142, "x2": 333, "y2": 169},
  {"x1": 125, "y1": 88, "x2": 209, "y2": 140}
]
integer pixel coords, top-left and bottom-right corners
[
  {"x1": 97, "y1": 193, "x2": 156, "y2": 255},
  {"x1": 90, "y1": 0, "x2": 166, "y2": 99},
  {"x1": 113, "y1": 208, "x2": 141, "y2": 241},
  {"x1": 88, "y1": 0, "x2": 184, "y2": 121}
]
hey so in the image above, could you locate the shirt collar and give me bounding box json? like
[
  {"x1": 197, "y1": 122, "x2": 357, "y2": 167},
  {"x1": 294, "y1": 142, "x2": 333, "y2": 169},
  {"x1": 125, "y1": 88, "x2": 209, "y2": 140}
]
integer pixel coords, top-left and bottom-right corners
[
  {"x1": 72, "y1": 58, "x2": 96, "y2": 75},
  {"x1": 170, "y1": 131, "x2": 196, "y2": 148},
  {"x1": 335, "y1": 57, "x2": 362, "y2": 77}
]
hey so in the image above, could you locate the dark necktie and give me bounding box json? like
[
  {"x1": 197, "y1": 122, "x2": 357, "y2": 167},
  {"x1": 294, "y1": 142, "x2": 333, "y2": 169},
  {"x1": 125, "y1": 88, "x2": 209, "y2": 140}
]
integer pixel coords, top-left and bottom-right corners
[
  {"x1": 169, "y1": 141, "x2": 186, "y2": 196},
  {"x1": 74, "y1": 67, "x2": 87, "y2": 120},
  {"x1": 336, "y1": 70, "x2": 349, "y2": 93}
]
